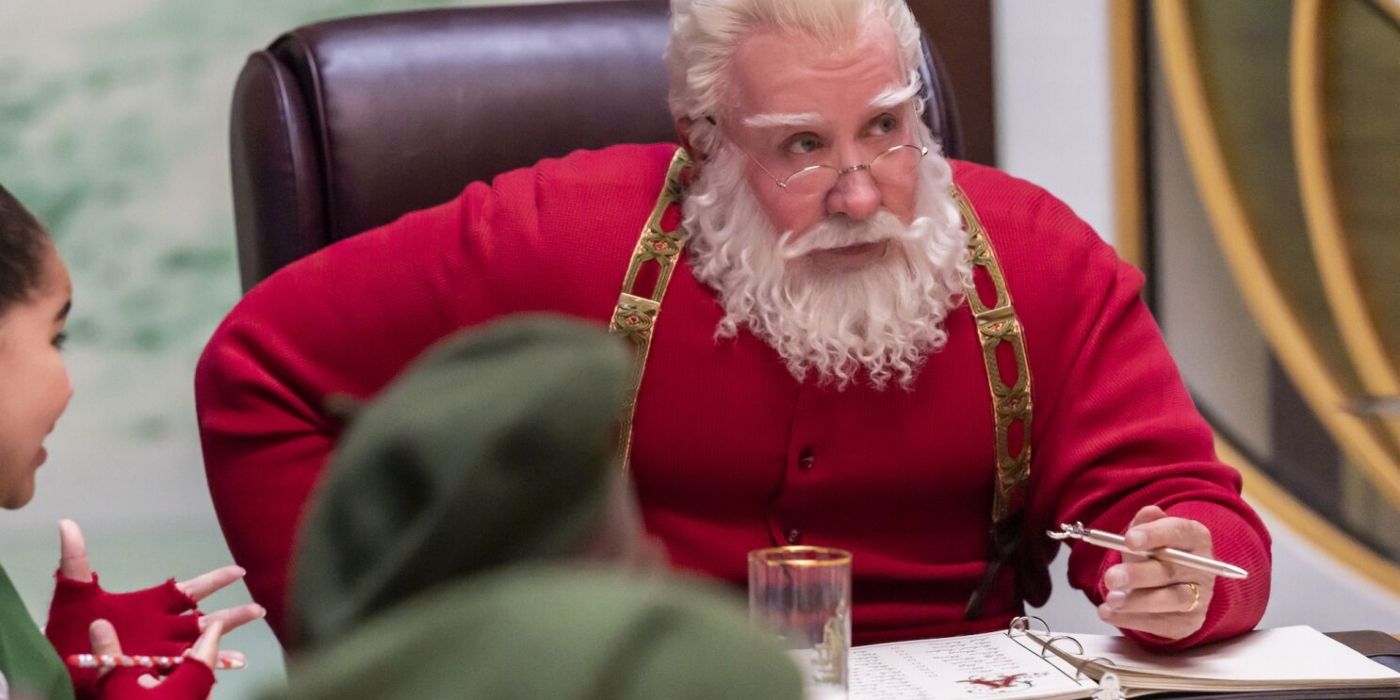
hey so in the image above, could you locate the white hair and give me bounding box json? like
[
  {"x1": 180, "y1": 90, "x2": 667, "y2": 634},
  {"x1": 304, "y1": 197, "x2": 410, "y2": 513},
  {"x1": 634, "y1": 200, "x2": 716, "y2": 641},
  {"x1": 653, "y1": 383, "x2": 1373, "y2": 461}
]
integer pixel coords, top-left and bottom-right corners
[
  {"x1": 681, "y1": 122, "x2": 971, "y2": 390},
  {"x1": 667, "y1": 0, "x2": 925, "y2": 155}
]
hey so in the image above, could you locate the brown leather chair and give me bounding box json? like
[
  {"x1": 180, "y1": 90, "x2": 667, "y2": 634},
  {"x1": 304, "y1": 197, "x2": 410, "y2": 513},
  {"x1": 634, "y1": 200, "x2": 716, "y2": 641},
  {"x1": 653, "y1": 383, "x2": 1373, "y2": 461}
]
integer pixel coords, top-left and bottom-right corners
[{"x1": 229, "y1": 0, "x2": 963, "y2": 291}]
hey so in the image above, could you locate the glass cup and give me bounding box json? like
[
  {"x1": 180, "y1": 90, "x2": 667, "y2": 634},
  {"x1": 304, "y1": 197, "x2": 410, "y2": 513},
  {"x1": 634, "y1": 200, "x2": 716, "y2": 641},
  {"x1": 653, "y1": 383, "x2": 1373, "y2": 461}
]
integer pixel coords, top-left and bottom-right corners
[{"x1": 748, "y1": 546, "x2": 853, "y2": 700}]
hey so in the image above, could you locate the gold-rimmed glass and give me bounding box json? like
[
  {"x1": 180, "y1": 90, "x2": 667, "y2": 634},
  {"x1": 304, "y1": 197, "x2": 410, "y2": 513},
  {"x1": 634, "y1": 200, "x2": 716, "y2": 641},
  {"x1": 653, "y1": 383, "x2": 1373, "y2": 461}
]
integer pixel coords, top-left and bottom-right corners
[
  {"x1": 744, "y1": 144, "x2": 928, "y2": 197},
  {"x1": 749, "y1": 546, "x2": 853, "y2": 699}
]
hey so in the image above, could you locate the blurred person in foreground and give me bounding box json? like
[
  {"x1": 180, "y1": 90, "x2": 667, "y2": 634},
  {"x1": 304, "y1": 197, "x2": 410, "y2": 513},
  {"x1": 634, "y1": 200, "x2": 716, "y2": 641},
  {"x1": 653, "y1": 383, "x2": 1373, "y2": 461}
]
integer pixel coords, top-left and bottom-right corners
[
  {"x1": 197, "y1": 0, "x2": 1271, "y2": 651},
  {"x1": 0, "y1": 185, "x2": 262, "y2": 699},
  {"x1": 273, "y1": 317, "x2": 803, "y2": 700}
]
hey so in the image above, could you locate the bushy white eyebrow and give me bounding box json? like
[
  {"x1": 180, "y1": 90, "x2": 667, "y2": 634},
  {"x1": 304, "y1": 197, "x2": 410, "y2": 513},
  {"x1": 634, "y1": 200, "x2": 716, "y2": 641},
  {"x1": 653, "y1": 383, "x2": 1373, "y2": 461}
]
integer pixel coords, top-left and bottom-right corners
[
  {"x1": 742, "y1": 111, "x2": 825, "y2": 129},
  {"x1": 870, "y1": 79, "x2": 921, "y2": 109}
]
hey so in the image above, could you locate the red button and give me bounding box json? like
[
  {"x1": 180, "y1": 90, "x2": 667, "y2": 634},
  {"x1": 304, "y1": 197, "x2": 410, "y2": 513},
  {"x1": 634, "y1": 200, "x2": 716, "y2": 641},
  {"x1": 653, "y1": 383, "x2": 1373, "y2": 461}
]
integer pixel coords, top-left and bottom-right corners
[
  {"x1": 798, "y1": 450, "x2": 815, "y2": 471},
  {"x1": 785, "y1": 527, "x2": 803, "y2": 544}
]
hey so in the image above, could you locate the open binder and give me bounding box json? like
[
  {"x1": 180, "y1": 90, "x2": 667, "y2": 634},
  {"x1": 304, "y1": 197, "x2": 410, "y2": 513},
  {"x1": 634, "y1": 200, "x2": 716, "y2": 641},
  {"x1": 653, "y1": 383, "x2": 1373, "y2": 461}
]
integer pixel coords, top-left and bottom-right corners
[{"x1": 848, "y1": 617, "x2": 1400, "y2": 699}]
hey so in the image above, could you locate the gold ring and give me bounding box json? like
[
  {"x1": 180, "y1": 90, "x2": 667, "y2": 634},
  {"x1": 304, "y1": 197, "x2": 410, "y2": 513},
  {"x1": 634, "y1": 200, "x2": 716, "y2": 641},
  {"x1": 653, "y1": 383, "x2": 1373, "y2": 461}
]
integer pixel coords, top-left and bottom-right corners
[{"x1": 1183, "y1": 581, "x2": 1201, "y2": 613}]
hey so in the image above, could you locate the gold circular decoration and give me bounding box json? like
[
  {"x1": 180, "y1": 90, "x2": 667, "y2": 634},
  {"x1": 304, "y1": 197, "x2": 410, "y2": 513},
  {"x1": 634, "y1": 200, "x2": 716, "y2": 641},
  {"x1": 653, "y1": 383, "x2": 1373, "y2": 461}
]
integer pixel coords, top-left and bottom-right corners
[{"x1": 1154, "y1": 0, "x2": 1400, "y2": 511}]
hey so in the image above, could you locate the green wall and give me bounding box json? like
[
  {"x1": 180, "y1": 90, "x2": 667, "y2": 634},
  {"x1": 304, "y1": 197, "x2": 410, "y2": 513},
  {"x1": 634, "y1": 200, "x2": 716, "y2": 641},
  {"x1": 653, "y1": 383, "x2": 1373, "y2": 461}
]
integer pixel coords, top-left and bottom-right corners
[{"x1": 0, "y1": 1, "x2": 549, "y2": 696}]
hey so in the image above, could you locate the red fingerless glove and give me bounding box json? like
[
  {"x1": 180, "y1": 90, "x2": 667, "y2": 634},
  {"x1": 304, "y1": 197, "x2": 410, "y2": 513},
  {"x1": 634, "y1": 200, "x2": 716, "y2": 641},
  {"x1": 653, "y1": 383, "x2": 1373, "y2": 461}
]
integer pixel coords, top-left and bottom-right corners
[
  {"x1": 95, "y1": 663, "x2": 215, "y2": 700},
  {"x1": 45, "y1": 572, "x2": 203, "y2": 699}
]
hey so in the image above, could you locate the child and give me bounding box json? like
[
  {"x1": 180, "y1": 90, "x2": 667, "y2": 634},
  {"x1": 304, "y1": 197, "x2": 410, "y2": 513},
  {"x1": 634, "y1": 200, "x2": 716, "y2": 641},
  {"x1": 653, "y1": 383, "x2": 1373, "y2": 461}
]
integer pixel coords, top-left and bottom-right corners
[
  {"x1": 279, "y1": 317, "x2": 803, "y2": 700},
  {"x1": 1, "y1": 184, "x2": 261, "y2": 699}
]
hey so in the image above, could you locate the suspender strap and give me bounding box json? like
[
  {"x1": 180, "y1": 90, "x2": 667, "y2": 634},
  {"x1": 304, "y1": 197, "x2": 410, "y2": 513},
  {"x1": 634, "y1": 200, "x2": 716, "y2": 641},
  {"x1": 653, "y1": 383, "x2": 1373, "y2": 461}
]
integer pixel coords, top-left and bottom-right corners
[
  {"x1": 608, "y1": 148, "x2": 692, "y2": 470},
  {"x1": 953, "y1": 184, "x2": 1034, "y2": 620},
  {"x1": 607, "y1": 163, "x2": 1034, "y2": 617}
]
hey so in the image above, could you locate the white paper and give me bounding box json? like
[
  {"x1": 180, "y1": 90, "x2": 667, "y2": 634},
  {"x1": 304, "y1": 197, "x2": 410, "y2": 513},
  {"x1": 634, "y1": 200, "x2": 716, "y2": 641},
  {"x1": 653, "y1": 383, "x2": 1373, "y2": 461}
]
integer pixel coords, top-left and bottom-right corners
[
  {"x1": 1069, "y1": 625, "x2": 1400, "y2": 683},
  {"x1": 849, "y1": 631, "x2": 1095, "y2": 700}
]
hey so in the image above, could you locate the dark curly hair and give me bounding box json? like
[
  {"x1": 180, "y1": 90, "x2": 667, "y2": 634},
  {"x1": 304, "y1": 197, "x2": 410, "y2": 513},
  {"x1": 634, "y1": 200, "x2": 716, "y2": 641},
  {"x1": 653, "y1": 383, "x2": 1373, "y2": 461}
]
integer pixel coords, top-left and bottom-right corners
[{"x1": 0, "y1": 184, "x2": 52, "y2": 317}]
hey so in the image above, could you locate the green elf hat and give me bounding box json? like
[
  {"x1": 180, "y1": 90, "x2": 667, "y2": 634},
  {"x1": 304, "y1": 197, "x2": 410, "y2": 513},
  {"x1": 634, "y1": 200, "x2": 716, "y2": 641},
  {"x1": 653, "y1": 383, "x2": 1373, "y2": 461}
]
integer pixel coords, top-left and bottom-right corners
[
  {"x1": 291, "y1": 315, "x2": 632, "y2": 649},
  {"x1": 274, "y1": 565, "x2": 805, "y2": 700}
]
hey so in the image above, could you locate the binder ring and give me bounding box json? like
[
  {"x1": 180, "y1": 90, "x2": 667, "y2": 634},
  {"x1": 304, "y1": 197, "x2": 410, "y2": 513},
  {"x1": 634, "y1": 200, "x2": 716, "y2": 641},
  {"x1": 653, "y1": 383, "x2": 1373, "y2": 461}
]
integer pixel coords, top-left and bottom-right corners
[
  {"x1": 1006, "y1": 615, "x2": 1051, "y2": 636},
  {"x1": 1039, "y1": 635, "x2": 1085, "y2": 658},
  {"x1": 1074, "y1": 656, "x2": 1118, "y2": 681}
]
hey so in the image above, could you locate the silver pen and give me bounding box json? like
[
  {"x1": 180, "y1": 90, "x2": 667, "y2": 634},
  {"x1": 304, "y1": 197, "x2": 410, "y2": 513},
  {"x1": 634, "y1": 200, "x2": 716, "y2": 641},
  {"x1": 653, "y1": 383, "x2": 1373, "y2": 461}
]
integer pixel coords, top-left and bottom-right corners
[{"x1": 1047, "y1": 522, "x2": 1249, "y2": 580}]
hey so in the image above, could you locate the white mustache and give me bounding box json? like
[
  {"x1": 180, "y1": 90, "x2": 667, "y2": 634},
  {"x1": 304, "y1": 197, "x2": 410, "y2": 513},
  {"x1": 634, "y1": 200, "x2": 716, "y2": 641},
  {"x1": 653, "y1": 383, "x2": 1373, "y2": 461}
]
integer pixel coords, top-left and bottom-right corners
[{"x1": 777, "y1": 211, "x2": 926, "y2": 261}]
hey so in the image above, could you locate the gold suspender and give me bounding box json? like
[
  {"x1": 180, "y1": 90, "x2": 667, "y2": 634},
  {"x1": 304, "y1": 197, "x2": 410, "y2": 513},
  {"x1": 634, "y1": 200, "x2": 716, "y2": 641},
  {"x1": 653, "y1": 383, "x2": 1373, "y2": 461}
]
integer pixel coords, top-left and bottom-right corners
[
  {"x1": 608, "y1": 148, "x2": 692, "y2": 470},
  {"x1": 952, "y1": 185, "x2": 1034, "y2": 524},
  {"x1": 608, "y1": 160, "x2": 1034, "y2": 608}
]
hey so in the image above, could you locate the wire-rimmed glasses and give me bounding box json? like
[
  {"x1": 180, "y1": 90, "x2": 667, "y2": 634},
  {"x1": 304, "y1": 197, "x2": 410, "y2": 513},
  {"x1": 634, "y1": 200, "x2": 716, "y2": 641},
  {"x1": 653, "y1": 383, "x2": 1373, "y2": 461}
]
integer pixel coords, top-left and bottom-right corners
[{"x1": 742, "y1": 143, "x2": 929, "y2": 197}]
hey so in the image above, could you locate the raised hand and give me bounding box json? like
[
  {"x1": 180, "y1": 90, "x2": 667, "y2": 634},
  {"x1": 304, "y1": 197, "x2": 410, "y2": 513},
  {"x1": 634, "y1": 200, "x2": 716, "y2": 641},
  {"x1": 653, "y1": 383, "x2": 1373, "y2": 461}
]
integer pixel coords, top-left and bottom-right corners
[
  {"x1": 46, "y1": 520, "x2": 263, "y2": 697},
  {"x1": 1096, "y1": 505, "x2": 1215, "y2": 640}
]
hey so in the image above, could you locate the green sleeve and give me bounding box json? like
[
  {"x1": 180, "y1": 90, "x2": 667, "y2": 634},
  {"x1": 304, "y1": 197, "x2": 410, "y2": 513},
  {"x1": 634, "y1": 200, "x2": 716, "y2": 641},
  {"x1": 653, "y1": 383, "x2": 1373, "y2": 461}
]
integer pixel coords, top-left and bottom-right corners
[{"x1": 0, "y1": 563, "x2": 74, "y2": 700}]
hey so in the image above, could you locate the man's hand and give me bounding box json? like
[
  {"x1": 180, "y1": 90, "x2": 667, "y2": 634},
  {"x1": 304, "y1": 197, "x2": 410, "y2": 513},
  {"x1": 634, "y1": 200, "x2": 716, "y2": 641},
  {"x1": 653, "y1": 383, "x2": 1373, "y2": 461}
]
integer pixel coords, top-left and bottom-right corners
[{"x1": 1096, "y1": 505, "x2": 1215, "y2": 640}]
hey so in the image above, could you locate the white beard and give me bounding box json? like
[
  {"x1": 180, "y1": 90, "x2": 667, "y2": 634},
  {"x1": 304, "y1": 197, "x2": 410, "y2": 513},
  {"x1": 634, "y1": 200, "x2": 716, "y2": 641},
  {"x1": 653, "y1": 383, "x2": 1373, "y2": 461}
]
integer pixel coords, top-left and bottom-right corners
[{"x1": 682, "y1": 135, "x2": 971, "y2": 390}]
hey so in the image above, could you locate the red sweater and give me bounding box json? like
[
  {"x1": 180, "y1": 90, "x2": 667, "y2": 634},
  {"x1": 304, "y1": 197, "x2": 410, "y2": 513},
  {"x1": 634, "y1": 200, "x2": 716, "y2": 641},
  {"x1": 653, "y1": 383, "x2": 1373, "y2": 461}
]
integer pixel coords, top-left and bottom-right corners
[{"x1": 195, "y1": 143, "x2": 1270, "y2": 648}]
